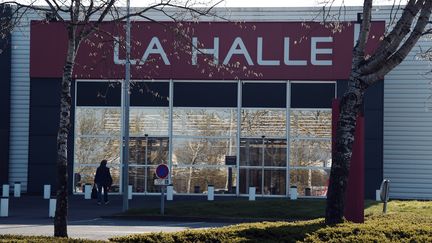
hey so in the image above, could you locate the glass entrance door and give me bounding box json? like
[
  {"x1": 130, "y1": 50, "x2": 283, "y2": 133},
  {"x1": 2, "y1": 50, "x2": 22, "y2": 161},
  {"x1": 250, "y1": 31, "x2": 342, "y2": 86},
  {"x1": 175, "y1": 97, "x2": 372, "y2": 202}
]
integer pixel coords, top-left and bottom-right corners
[
  {"x1": 129, "y1": 136, "x2": 169, "y2": 194},
  {"x1": 239, "y1": 138, "x2": 287, "y2": 196}
]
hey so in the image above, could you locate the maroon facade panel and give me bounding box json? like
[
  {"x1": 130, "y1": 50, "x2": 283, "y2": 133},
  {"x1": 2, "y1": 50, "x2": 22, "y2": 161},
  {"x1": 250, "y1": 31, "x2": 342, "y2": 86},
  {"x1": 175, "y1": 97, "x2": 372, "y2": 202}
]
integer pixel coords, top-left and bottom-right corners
[
  {"x1": 332, "y1": 99, "x2": 365, "y2": 223},
  {"x1": 30, "y1": 21, "x2": 384, "y2": 80}
]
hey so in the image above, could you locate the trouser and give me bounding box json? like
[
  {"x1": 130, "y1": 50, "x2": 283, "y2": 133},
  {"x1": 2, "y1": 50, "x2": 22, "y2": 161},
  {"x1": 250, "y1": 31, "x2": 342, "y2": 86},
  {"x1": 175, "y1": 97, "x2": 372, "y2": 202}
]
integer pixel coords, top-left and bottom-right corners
[{"x1": 97, "y1": 184, "x2": 109, "y2": 203}]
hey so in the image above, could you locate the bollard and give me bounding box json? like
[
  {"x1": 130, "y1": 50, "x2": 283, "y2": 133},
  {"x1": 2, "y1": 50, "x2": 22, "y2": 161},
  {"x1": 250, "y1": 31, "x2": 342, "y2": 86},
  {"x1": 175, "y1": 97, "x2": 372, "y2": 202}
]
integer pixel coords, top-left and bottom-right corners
[
  {"x1": 49, "y1": 198, "x2": 56, "y2": 218},
  {"x1": 2, "y1": 185, "x2": 9, "y2": 198},
  {"x1": 128, "y1": 185, "x2": 132, "y2": 200},
  {"x1": 0, "y1": 197, "x2": 8, "y2": 217},
  {"x1": 289, "y1": 186, "x2": 298, "y2": 200},
  {"x1": 376, "y1": 189, "x2": 381, "y2": 201},
  {"x1": 248, "y1": 187, "x2": 256, "y2": 201},
  {"x1": 84, "y1": 184, "x2": 92, "y2": 199},
  {"x1": 14, "y1": 182, "x2": 21, "y2": 198},
  {"x1": 167, "y1": 185, "x2": 173, "y2": 201},
  {"x1": 43, "y1": 185, "x2": 51, "y2": 199},
  {"x1": 207, "y1": 185, "x2": 214, "y2": 201}
]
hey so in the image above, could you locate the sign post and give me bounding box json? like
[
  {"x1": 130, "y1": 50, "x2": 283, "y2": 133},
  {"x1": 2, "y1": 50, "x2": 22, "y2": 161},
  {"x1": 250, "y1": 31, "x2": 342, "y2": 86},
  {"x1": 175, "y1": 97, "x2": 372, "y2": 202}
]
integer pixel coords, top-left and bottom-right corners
[{"x1": 155, "y1": 164, "x2": 169, "y2": 216}]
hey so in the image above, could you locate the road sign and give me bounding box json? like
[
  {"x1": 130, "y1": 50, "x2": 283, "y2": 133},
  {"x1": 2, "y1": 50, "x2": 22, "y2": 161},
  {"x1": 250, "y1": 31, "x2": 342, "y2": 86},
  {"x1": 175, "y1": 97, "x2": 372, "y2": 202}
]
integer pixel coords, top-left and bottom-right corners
[
  {"x1": 154, "y1": 178, "x2": 170, "y2": 186},
  {"x1": 155, "y1": 164, "x2": 169, "y2": 179}
]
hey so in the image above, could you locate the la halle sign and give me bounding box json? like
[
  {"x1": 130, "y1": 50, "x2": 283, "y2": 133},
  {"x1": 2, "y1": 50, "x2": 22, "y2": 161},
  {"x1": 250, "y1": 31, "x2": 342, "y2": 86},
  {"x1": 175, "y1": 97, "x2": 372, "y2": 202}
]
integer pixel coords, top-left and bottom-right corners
[{"x1": 30, "y1": 21, "x2": 384, "y2": 81}]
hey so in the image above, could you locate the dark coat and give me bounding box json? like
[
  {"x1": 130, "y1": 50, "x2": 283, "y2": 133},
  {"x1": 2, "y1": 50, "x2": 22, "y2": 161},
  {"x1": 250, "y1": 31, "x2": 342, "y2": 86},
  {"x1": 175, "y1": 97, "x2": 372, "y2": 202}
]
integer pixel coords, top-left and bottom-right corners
[{"x1": 94, "y1": 165, "x2": 113, "y2": 187}]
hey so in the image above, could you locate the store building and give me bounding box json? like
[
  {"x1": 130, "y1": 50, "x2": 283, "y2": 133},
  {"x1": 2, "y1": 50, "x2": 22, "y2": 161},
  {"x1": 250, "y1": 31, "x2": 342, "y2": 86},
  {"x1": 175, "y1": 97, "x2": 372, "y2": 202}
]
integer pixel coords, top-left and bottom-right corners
[{"x1": 1, "y1": 6, "x2": 431, "y2": 199}]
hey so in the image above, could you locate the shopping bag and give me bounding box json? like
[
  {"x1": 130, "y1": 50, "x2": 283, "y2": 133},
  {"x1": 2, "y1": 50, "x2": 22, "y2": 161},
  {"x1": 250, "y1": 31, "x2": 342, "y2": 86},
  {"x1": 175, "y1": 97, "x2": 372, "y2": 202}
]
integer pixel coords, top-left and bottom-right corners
[{"x1": 91, "y1": 184, "x2": 98, "y2": 199}]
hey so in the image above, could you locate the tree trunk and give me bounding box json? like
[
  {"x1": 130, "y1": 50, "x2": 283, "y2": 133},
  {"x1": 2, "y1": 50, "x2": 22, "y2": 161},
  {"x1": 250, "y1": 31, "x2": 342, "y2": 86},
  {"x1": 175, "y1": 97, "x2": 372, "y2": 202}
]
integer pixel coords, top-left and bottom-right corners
[
  {"x1": 325, "y1": 80, "x2": 365, "y2": 225},
  {"x1": 54, "y1": 35, "x2": 76, "y2": 238}
]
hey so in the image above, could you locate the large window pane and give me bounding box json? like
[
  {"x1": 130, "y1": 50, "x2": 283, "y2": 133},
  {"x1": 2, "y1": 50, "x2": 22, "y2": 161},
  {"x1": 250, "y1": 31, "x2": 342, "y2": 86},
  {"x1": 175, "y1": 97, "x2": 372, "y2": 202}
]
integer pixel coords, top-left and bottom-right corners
[
  {"x1": 239, "y1": 168, "x2": 262, "y2": 194},
  {"x1": 240, "y1": 138, "x2": 286, "y2": 166},
  {"x1": 264, "y1": 169, "x2": 286, "y2": 195},
  {"x1": 173, "y1": 109, "x2": 237, "y2": 136},
  {"x1": 241, "y1": 109, "x2": 286, "y2": 137},
  {"x1": 290, "y1": 169, "x2": 329, "y2": 197},
  {"x1": 129, "y1": 108, "x2": 169, "y2": 136},
  {"x1": 290, "y1": 110, "x2": 331, "y2": 138},
  {"x1": 173, "y1": 138, "x2": 236, "y2": 166},
  {"x1": 128, "y1": 166, "x2": 146, "y2": 193},
  {"x1": 172, "y1": 166, "x2": 235, "y2": 194},
  {"x1": 74, "y1": 137, "x2": 120, "y2": 165},
  {"x1": 129, "y1": 137, "x2": 169, "y2": 165},
  {"x1": 290, "y1": 139, "x2": 331, "y2": 167},
  {"x1": 76, "y1": 108, "x2": 120, "y2": 136}
]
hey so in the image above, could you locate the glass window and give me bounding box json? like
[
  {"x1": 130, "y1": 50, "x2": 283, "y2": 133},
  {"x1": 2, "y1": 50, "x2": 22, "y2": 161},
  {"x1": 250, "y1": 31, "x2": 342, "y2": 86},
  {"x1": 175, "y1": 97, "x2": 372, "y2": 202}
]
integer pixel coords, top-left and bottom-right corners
[
  {"x1": 241, "y1": 109, "x2": 286, "y2": 137},
  {"x1": 129, "y1": 137, "x2": 169, "y2": 165},
  {"x1": 74, "y1": 137, "x2": 120, "y2": 165},
  {"x1": 173, "y1": 108, "x2": 237, "y2": 137},
  {"x1": 173, "y1": 138, "x2": 236, "y2": 166},
  {"x1": 172, "y1": 166, "x2": 235, "y2": 194},
  {"x1": 290, "y1": 169, "x2": 329, "y2": 197},
  {"x1": 129, "y1": 108, "x2": 169, "y2": 136},
  {"x1": 76, "y1": 108, "x2": 120, "y2": 136},
  {"x1": 264, "y1": 169, "x2": 286, "y2": 195},
  {"x1": 290, "y1": 139, "x2": 331, "y2": 167},
  {"x1": 290, "y1": 110, "x2": 332, "y2": 138},
  {"x1": 239, "y1": 168, "x2": 262, "y2": 194}
]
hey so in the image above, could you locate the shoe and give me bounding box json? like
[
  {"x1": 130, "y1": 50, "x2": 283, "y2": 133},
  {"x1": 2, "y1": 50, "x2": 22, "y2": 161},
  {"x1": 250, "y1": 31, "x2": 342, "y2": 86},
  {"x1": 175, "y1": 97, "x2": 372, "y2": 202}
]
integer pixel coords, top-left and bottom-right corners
[
  {"x1": 104, "y1": 201, "x2": 109, "y2": 205},
  {"x1": 97, "y1": 202, "x2": 102, "y2": 205}
]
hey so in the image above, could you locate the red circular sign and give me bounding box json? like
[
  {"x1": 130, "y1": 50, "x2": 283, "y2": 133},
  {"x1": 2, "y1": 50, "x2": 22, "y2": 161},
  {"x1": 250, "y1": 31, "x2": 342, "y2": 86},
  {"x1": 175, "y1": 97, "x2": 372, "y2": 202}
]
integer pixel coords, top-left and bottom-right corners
[{"x1": 155, "y1": 164, "x2": 169, "y2": 179}]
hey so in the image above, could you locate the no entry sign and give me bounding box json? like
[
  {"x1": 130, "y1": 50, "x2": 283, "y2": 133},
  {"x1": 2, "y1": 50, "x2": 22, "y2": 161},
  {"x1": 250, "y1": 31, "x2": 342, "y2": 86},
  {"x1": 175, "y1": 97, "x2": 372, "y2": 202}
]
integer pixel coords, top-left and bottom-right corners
[{"x1": 155, "y1": 164, "x2": 169, "y2": 179}]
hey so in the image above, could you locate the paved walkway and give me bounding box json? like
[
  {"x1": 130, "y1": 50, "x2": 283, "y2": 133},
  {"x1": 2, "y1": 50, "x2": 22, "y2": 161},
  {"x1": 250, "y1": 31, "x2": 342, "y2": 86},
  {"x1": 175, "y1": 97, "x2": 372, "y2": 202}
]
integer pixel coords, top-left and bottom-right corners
[{"x1": 0, "y1": 195, "x2": 232, "y2": 240}]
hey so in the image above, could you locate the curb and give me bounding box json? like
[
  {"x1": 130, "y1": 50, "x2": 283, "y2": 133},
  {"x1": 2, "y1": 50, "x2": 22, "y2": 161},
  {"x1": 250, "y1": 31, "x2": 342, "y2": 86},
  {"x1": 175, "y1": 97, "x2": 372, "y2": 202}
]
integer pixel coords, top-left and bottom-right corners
[{"x1": 102, "y1": 215, "x2": 298, "y2": 223}]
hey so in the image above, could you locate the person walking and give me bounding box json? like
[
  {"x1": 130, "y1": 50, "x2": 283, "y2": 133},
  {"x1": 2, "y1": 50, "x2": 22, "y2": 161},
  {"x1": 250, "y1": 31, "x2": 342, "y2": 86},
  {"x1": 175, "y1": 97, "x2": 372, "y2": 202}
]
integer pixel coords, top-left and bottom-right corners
[{"x1": 94, "y1": 159, "x2": 113, "y2": 205}]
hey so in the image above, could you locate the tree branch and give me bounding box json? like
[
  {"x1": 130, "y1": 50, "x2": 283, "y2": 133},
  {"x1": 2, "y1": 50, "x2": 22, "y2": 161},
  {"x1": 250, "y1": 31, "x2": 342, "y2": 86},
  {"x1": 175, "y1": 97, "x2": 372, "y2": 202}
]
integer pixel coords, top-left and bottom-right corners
[{"x1": 362, "y1": 0, "x2": 432, "y2": 85}]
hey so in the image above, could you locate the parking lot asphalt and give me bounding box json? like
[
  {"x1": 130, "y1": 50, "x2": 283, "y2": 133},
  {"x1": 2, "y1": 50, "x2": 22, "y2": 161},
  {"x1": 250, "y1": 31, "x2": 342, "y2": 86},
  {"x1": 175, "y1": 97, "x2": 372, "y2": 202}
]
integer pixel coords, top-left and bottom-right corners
[{"x1": 0, "y1": 195, "x2": 233, "y2": 240}]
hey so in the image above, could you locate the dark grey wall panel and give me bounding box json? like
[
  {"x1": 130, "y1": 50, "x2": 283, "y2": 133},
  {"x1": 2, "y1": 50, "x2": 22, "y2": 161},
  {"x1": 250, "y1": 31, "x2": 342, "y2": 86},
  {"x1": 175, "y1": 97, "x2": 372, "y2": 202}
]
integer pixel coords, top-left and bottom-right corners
[
  {"x1": 243, "y1": 83, "x2": 286, "y2": 108},
  {"x1": 28, "y1": 78, "x2": 75, "y2": 194},
  {"x1": 0, "y1": 5, "x2": 11, "y2": 185},
  {"x1": 336, "y1": 80, "x2": 384, "y2": 199}
]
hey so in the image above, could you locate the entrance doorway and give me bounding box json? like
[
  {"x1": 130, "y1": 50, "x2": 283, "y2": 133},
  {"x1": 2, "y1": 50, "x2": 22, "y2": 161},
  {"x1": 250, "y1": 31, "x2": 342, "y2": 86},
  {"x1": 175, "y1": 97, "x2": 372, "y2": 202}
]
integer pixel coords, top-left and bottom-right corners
[
  {"x1": 239, "y1": 138, "x2": 287, "y2": 196},
  {"x1": 129, "y1": 136, "x2": 169, "y2": 194}
]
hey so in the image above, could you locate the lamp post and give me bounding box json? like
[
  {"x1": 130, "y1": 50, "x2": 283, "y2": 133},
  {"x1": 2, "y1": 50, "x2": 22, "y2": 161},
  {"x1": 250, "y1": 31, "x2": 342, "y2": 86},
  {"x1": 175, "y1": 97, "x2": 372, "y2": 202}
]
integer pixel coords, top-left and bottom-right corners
[{"x1": 121, "y1": 0, "x2": 131, "y2": 212}]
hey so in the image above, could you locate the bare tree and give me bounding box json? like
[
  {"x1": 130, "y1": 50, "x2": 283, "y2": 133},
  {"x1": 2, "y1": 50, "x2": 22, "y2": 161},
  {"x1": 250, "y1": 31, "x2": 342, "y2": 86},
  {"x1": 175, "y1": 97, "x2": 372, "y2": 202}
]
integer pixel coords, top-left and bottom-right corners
[
  {"x1": 326, "y1": 0, "x2": 432, "y2": 224},
  {"x1": 0, "y1": 0, "x2": 221, "y2": 237}
]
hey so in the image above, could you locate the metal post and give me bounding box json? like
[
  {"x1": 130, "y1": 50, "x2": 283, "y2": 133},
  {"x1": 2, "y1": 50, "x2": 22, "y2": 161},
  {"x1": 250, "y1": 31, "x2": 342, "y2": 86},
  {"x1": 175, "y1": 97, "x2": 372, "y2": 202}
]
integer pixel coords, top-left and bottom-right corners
[
  {"x1": 236, "y1": 80, "x2": 241, "y2": 196},
  {"x1": 261, "y1": 135, "x2": 265, "y2": 196},
  {"x1": 286, "y1": 81, "x2": 291, "y2": 197},
  {"x1": 122, "y1": 0, "x2": 131, "y2": 212},
  {"x1": 144, "y1": 134, "x2": 148, "y2": 193},
  {"x1": 160, "y1": 186, "x2": 165, "y2": 215},
  {"x1": 168, "y1": 80, "x2": 173, "y2": 185}
]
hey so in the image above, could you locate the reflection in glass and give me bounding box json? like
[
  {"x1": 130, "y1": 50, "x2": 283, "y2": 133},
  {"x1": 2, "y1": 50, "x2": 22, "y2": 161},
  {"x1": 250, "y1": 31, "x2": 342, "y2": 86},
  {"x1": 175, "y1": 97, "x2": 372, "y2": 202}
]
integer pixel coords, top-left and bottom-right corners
[
  {"x1": 129, "y1": 108, "x2": 169, "y2": 136},
  {"x1": 173, "y1": 138, "x2": 236, "y2": 166},
  {"x1": 239, "y1": 168, "x2": 262, "y2": 194},
  {"x1": 173, "y1": 109, "x2": 237, "y2": 136},
  {"x1": 290, "y1": 139, "x2": 331, "y2": 167},
  {"x1": 172, "y1": 166, "x2": 235, "y2": 194},
  {"x1": 264, "y1": 169, "x2": 286, "y2": 195},
  {"x1": 290, "y1": 169, "x2": 329, "y2": 197},
  {"x1": 291, "y1": 110, "x2": 331, "y2": 138},
  {"x1": 129, "y1": 137, "x2": 169, "y2": 165},
  {"x1": 241, "y1": 109, "x2": 286, "y2": 137},
  {"x1": 74, "y1": 137, "x2": 120, "y2": 165},
  {"x1": 76, "y1": 108, "x2": 121, "y2": 136},
  {"x1": 240, "y1": 138, "x2": 286, "y2": 166}
]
